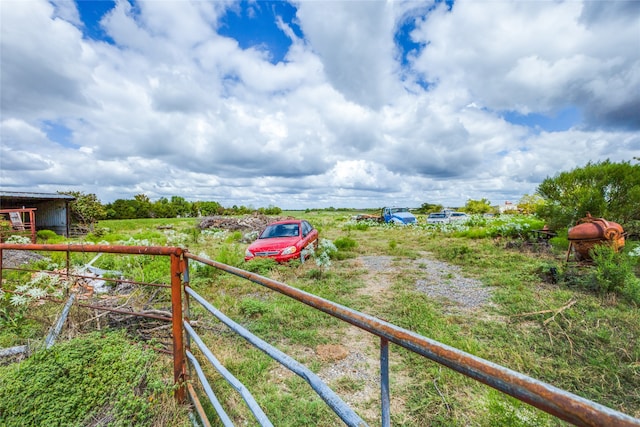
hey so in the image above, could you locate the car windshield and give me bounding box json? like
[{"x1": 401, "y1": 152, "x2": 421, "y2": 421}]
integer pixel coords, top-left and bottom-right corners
[
  {"x1": 260, "y1": 223, "x2": 299, "y2": 238},
  {"x1": 429, "y1": 214, "x2": 446, "y2": 218},
  {"x1": 390, "y1": 208, "x2": 408, "y2": 213},
  {"x1": 451, "y1": 213, "x2": 466, "y2": 217}
]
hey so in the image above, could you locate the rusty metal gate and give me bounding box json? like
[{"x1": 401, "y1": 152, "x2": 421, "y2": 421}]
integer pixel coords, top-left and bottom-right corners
[{"x1": 1, "y1": 243, "x2": 639, "y2": 427}]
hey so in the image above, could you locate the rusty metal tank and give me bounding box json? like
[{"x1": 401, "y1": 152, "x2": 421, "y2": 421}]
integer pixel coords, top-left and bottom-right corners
[{"x1": 567, "y1": 213, "x2": 625, "y2": 261}]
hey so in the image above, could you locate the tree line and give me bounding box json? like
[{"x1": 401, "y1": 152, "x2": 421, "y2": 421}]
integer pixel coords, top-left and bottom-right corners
[
  {"x1": 58, "y1": 192, "x2": 282, "y2": 224},
  {"x1": 61, "y1": 159, "x2": 639, "y2": 234}
]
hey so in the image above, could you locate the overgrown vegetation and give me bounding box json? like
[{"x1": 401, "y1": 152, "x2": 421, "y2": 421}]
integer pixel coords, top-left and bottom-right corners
[
  {"x1": 0, "y1": 330, "x2": 189, "y2": 426},
  {"x1": 536, "y1": 159, "x2": 640, "y2": 229},
  {"x1": 1, "y1": 208, "x2": 639, "y2": 425}
]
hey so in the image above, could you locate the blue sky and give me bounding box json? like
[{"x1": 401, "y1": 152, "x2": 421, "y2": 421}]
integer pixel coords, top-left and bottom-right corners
[{"x1": 1, "y1": 0, "x2": 638, "y2": 208}]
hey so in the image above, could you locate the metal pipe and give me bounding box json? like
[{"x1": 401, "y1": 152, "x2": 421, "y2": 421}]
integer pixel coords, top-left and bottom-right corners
[
  {"x1": 0, "y1": 345, "x2": 28, "y2": 358},
  {"x1": 184, "y1": 323, "x2": 273, "y2": 427},
  {"x1": 171, "y1": 252, "x2": 186, "y2": 403},
  {"x1": 185, "y1": 350, "x2": 234, "y2": 427},
  {"x1": 1, "y1": 267, "x2": 170, "y2": 288},
  {"x1": 44, "y1": 292, "x2": 76, "y2": 349},
  {"x1": 185, "y1": 253, "x2": 640, "y2": 427},
  {"x1": 0, "y1": 243, "x2": 183, "y2": 256},
  {"x1": 380, "y1": 337, "x2": 390, "y2": 427},
  {"x1": 185, "y1": 286, "x2": 368, "y2": 427}
]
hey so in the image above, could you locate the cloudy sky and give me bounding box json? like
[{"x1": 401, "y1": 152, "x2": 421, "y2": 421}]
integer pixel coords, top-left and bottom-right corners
[{"x1": 1, "y1": 0, "x2": 639, "y2": 209}]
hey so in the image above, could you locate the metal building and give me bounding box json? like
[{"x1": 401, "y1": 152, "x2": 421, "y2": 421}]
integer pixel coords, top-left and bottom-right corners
[{"x1": 0, "y1": 191, "x2": 75, "y2": 237}]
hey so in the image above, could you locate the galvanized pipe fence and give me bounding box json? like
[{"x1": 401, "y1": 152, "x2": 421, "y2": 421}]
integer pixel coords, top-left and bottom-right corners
[{"x1": 1, "y1": 243, "x2": 639, "y2": 427}]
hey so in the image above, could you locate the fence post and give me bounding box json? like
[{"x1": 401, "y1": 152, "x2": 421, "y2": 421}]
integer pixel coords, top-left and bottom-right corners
[
  {"x1": 171, "y1": 250, "x2": 187, "y2": 402},
  {"x1": 381, "y1": 337, "x2": 390, "y2": 427},
  {"x1": 182, "y1": 257, "x2": 192, "y2": 381}
]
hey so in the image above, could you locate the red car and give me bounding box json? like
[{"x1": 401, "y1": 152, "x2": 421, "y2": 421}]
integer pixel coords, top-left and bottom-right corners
[{"x1": 244, "y1": 219, "x2": 319, "y2": 263}]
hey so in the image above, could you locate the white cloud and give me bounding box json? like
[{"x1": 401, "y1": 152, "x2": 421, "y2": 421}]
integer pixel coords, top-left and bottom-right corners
[{"x1": 0, "y1": 0, "x2": 638, "y2": 209}]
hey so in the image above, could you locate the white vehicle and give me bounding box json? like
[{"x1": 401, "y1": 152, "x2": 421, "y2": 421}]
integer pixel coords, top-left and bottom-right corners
[
  {"x1": 448, "y1": 212, "x2": 469, "y2": 222},
  {"x1": 426, "y1": 212, "x2": 449, "y2": 224},
  {"x1": 426, "y1": 211, "x2": 469, "y2": 225}
]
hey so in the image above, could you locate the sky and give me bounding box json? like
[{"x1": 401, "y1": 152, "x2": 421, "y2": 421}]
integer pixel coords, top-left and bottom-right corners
[{"x1": 1, "y1": 0, "x2": 639, "y2": 210}]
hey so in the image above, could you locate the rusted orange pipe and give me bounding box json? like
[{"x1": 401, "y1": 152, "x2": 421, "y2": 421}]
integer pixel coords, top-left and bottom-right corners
[
  {"x1": 171, "y1": 252, "x2": 187, "y2": 402},
  {"x1": 185, "y1": 252, "x2": 640, "y2": 427},
  {"x1": 0, "y1": 243, "x2": 183, "y2": 256}
]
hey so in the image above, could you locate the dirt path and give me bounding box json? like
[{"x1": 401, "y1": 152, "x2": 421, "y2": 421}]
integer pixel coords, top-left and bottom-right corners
[{"x1": 313, "y1": 252, "x2": 494, "y2": 423}]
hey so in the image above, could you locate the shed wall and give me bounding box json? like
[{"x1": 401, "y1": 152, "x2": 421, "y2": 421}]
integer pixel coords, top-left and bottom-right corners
[{"x1": 35, "y1": 200, "x2": 69, "y2": 235}]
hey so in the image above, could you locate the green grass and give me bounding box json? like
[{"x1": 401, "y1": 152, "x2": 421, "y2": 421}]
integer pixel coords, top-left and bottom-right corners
[
  {"x1": 0, "y1": 330, "x2": 189, "y2": 426},
  {"x1": 1, "y1": 212, "x2": 639, "y2": 425}
]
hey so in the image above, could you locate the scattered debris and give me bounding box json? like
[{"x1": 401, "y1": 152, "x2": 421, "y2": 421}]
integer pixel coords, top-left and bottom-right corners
[
  {"x1": 1, "y1": 250, "x2": 45, "y2": 268},
  {"x1": 198, "y1": 213, "x2": 292, "y2": 233}
]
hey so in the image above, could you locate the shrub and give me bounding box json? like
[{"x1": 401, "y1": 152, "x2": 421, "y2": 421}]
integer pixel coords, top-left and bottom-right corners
[
  {"x1": 0, "y1": 330, "x2": 181, "y2": 427},
  {"x1": 240, "y1": 298, "x2": 271, "y2": 317},
  {"x1": 244, "y1": 258, "x2": 278, "y2": 275},
  {"x1": 344, "y1": 221, "x2": 373, "y2": 231},
  {"x1": 583, "y1": 244, "x2": 640, "y2": 303},
  {"x1": 4, "y1": 235, "x2": 31, "y2": 244},
  {"x1": 0, "y1": 220, "x2": 11, "y2": 232},
  {"x1": 226, "y1": 231, "x2": 243, "y2": 243},
  {"x1": 334, "y1": 236, "x2": 357, "y2": 250},
  {"x1": 214, "y1": 244, "x2": 244, "y2": 267},
  {"x1": 37, "y1": 229, "x2": 63, "y2": 243}
]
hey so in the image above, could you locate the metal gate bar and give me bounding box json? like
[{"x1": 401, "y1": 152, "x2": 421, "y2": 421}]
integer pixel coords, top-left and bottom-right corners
[
  {"x1": 183, "y1": 321, "x2": 273, "y2": 427},
  {"x1": 185, "y1": 252, "x2": 640, "y2": 427},
  {"x1": 185, "y1": 285, "x2": 367, "y2": 427},
  {"x1": 2, "y1": 243, "x2": 639, "y2": 426}
]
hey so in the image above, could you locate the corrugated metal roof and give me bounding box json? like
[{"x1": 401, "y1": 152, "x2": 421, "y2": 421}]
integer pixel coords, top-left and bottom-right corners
[{"x1": 0, "y1": 191, "x2": 76, "y2": 201}]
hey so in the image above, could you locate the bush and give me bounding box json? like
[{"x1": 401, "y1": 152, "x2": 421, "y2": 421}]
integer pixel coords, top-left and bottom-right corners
[
  {"x1": 0, "y1": 220, "x2": 13, "y2": 232},
  {"x1": 36, "y1": 229, "x2": 64, "y2": 243},
  {"x1": 589, "y1": 245, "x2": 640, "y2": 302},
  {"x1": 344, "y1": 221, "x2": 373, "y2": 231},
  {"x1": 244, "y1": 257, "x2": 278, "y2": 275},
  {"x1": 240, "y1": 298, "x2": 271, "y2": 317},
  {"x1": 0, "y1": 330, "x2": 181, "y2": 427},
  {"x1": 214, "y1": 244, "x2": 244, "y2": 267},
  {"x1": 334, "y1": 236, "x2": 357, "y2": 250}
]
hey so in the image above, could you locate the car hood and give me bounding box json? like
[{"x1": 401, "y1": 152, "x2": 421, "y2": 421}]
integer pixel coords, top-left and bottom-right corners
[
  {"x1": 248, "y1": 236, "x2": 299, "y2": 252},
  {"x1": 393, "y1": 212, "x2": 416, "y2": 220}
]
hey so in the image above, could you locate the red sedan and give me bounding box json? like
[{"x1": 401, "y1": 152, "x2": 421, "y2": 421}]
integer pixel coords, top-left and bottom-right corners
[{"x1": 244, "y1": 219, "x2": 319, "y2": 263}]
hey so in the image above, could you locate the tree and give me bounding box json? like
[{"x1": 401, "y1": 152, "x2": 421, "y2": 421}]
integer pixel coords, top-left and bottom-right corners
[
  {"x1": 463, "y1": 198, "x2": 492, "y2": 214},
  {"x1": 170, "y1": 196, "x2": 192, "y2": 217},
  {"x1": 193, "y1": 201, "x2": 224, "y2": 216},
  {"x1": 151, "y1": 197, "x2": 175, "y2": 218},
  {"x1": 416, "y1": 202, "x2": 443, "y2": 214},
  {"x1": 518, "y1": 193, "x2": 546, "y2": 215},
  {"x1": 58, "y1": 191, "x2": 106, "y2": 230},
  {"x1": 536, "y1": 160, "x2": 640, "y2": 229},
  {"x1": 105, "y1": 199, "x2": 138, "y2": 219},
  {"x1": 133, "y1": 194, "x2": 151, "y2": 218}
]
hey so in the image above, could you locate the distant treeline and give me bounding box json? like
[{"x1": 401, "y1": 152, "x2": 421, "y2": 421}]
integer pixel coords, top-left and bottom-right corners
[
  {"x1": 58, "y1": 192, "x2": 283, "y2": 222},
  {"x1": 104, "y1": 195, "x2": 283, "y2": 219},
  {"x1": 59, "y1": 159, "x2": 640, "y2": 233}
]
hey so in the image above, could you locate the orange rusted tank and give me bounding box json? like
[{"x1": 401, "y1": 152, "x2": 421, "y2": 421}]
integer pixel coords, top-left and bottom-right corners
[{"x1": 567, "y1": 213, "x2": 625, "y2": 261}]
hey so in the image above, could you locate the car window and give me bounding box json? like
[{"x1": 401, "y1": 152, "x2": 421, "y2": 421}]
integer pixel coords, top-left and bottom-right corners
[
  {"x1": 429, "y1": 213, "x2": 446, "y2": 218},
  {"x1": 260, "y1": 224, "x2": 299, "y2": 238},
  {"x1": 302, "y1": 221, "x2": 312, "y2": 236}
]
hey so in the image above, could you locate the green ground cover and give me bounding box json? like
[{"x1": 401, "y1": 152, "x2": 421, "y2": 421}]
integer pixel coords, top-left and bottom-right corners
[{"x1": 1, "y1": 212, "x2": 638, "y2": 426}]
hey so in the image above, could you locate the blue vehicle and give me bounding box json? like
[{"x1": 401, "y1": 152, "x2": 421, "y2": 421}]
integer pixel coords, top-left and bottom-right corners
[{"x1": 381, "y1": 207, "x2": 417, "y2": 225}]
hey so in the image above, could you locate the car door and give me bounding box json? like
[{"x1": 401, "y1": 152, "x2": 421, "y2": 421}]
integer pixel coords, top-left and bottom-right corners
[{"x1": 301, "y1": 221, "x2": 318, "y2": 249}]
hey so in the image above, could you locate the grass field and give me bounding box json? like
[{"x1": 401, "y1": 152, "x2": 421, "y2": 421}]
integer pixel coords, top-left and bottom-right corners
[{"x1": 1, "y1": 211, "x2": 638, "y2": 426}]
